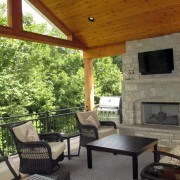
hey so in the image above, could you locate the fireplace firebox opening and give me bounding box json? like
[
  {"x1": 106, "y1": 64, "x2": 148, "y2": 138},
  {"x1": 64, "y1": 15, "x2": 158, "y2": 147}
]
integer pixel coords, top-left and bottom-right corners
[{"x1": 142, "y1": 102, "x2": 180, "y2": 126}]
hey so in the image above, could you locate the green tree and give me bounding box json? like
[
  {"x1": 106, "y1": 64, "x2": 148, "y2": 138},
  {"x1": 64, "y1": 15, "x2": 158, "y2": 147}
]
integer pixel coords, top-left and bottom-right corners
[
  {"x1": 112, "y1": 55, "x2": 123, "y2": 72},
  {"x1": 0, "y1": 2, "x2": 7, "y2": 26},
  {"x1": 94, "y1": 57, "x2": 123, "y2": 104},
  {"x1": 0, "y1": 3, "x2": 122, "y2": 116},
  {"x1": 52, "y1": 50, "x2": 85, "y2": 108}
]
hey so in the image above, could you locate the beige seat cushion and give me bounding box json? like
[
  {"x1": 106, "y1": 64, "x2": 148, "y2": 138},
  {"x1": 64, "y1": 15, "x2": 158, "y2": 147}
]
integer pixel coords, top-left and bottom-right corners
[
  {"x1": 160, "y1": 145, "x2": 180, "y2": 165},
  {"x1": 76, "y1": 111, "x2": 100, "y2": 127},
  {"x1": 12, "y1": 121, "x2": 39, "y2": 142},
  {"x1": 0, "y1": 156, "x2": 19, "y2": 180},
  {"x1": 98, "y1": 126, "x2": 117, "y2": 139},
  {"x1": 48, "y1": 141, "x2": 66, "y2": 160}
]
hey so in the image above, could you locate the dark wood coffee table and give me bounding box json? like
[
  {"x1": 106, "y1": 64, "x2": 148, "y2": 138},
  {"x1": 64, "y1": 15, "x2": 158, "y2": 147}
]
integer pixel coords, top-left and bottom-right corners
[{"x1": 86, "y1": 134, "x2": 158, "y2": 180}]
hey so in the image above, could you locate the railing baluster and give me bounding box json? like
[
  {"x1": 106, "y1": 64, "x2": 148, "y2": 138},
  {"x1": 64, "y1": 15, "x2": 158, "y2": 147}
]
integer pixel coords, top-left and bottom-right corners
[{"x1": 45, "y1": 111, "x2": 49, "y2": 132}]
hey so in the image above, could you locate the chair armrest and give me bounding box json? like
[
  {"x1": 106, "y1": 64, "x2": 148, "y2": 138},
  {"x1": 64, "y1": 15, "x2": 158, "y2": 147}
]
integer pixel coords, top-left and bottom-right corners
[
  {"x1": 39, "y1": 132, "x2": 64, "y2": 142},
  {"x1": 100, "y1": 121, "x2": 117, "y2": 129},
  {"x1": 80, "y1": 124, "x2": 98, "y2": 139},
  {"x1": 153, "y1": 150, "x2": 180, "y2": 162}
]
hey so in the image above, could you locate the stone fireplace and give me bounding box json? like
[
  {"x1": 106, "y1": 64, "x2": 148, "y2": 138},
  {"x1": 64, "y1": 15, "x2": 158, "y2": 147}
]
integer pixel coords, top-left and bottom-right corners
[{"x1": 119, "y1": 33, "x2": 180, "y2": 148}]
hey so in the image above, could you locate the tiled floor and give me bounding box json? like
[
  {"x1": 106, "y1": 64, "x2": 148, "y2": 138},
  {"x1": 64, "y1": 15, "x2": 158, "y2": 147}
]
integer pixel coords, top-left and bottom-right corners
[{"x1": 11, "y1": 136, "x2": 171, "y2": 179}]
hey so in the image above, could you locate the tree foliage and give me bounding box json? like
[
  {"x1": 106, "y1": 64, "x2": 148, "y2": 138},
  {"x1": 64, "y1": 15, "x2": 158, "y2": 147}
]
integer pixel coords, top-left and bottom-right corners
[
  {"x1": 0, "y1": 2, "x2": 7, "y2": 26},
  {"x1": 0, "y1": 3, "x2": 123, "y2": 117},
  {"x1": 93, "y1": 57, "x2": 122, "y2": 103}
]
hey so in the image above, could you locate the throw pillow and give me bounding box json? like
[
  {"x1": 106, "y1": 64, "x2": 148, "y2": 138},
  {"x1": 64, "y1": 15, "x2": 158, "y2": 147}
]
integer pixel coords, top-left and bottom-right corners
[
  {"x1": 168, "y1": 149, "x2": 180, "y2": 166},
  {"x1": 26, "y1": 128, "x2": 39, "y2": 142},
  {"x1": 86, "y1": 115, "x2": 99, "y2": 129},
  {"x1": 13, "y1": 121, "x2": 39, "y2": 142}
]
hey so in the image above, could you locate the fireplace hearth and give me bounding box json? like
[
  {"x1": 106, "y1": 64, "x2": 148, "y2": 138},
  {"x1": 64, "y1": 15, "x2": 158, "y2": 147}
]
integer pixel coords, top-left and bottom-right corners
[{"x1": 142, "y1": 102, "x2": 180, "y2": 126}]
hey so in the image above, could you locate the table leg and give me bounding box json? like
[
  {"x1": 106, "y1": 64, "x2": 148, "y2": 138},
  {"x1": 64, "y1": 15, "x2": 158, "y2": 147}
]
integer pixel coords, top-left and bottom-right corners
[
  {"x1": 154, "y1": 144, "x2": 158, "y2": 162},
  {"x1": 87, "y1": 148, "x2": 92, "y2": 169},
  {"x1": 132, "y1": 155, "x2": 138, "y2": 180},
  {"x1": 77, "y1": 134, "x2": 81, "y2": 156},
  {"x1": 67, "y1": 138, "x2": 70, "y2": 160}
]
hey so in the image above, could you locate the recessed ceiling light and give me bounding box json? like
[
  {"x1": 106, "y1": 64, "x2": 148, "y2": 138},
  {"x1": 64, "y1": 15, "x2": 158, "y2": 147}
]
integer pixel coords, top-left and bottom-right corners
[{"x1": 88, "y1": 17, "x2": 95, "y2": 22}]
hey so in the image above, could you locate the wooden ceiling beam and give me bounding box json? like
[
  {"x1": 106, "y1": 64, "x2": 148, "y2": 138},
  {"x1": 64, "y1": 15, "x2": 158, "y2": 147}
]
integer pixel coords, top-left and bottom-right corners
[
  {"x1": 27, "y1": 0, "x2": 72, "y2": 36},
  {"x1": 7, "y1": 0, "x2": 23, "y2": 30},
  {"x1": 0, "y1": 26, "x2": 85, "y2": 50},
  {"x1": 83, "y1": 43, "x2": 126, "y2": 59}
]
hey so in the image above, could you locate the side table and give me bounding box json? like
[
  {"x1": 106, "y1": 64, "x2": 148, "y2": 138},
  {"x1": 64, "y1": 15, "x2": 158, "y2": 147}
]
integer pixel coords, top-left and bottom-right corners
[
  {"x1": 62, "y1": 133, "x2": 81, "y2": 160},
  {"x1": 140, "y1": 162, "x2": 180, "y2": 180}
]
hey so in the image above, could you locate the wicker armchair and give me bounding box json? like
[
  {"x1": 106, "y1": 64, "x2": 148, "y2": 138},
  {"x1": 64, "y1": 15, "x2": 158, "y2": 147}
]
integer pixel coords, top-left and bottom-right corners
[
  {"x1": 76, "y1": 110, "x2": 117, "y2": 147},
  {"x1": 10, "y1": 121, "x2": 66, "y2": 175}
]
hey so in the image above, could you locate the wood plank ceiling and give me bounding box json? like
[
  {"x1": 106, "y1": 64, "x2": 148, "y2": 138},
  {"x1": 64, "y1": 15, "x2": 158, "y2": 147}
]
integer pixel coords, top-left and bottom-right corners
[
  {"x1": 1, "y1": 0, "x2": 180, "y2": 58},
  {"x1": 28, "y1": 0, "x2": 180, "y2": 54}
]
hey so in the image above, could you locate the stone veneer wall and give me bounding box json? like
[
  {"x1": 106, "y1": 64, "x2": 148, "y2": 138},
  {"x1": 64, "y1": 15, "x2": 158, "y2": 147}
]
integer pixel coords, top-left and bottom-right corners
[{"x1": 120, "y1": 33, "x2": 180, "y2": 148}]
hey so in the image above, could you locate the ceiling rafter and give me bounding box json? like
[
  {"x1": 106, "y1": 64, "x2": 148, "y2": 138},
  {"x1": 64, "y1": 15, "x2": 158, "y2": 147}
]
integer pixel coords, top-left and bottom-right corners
[{"x1": 0, "y1": 26, "x2": 85, "y2": 49}]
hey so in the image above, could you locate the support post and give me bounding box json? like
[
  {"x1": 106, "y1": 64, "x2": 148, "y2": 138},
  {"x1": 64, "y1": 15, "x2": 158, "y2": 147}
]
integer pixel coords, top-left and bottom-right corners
[
  {"x1": 84, "y1": 58, "x2": 94, "y2": 111},
  {"x1": 7, "y1": 0, "x2": 23, "y2": 30}
]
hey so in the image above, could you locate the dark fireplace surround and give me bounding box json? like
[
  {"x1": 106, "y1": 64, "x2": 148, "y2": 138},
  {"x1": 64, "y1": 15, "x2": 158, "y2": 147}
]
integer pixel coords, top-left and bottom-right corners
[{"x1": 142, "y1": 102, "x2": 180, "y2": 126}]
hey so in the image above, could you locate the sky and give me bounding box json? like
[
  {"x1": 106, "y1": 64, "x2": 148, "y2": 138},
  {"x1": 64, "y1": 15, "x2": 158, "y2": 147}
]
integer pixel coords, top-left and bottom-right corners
[{"x1": 22, "y1": 0, "x2": 48, "y2": 24}]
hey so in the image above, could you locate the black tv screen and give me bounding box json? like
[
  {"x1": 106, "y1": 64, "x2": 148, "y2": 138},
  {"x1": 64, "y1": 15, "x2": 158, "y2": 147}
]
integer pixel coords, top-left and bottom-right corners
[{"x1": 138, "y1": 48, "x2": 174, "y2": 75}]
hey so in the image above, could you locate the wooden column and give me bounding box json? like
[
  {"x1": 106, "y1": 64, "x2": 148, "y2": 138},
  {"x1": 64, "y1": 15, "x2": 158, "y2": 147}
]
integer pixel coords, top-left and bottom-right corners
[
  {"x1": 84, "y1": 58, "x2": 94, "y2": 111},
  {"x1": 8, "y1": 0, "x2": 23, "y2": 30}
]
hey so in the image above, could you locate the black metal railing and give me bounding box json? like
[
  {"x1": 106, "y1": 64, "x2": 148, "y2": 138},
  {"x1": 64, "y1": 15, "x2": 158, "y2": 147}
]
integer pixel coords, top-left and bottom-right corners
[{"x1": 0, "y1": 106, "x2": 84, "y2": 155}]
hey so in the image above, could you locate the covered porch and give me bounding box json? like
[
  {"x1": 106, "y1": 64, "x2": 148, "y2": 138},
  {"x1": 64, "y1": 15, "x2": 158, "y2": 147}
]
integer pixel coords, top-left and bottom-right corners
[{"x1": 0, "y1": 0, "x2": 180, "y2": 179}]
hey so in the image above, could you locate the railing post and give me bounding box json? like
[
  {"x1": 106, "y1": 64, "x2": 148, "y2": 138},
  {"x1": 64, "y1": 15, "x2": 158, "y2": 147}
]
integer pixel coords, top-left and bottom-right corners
[{"x1": 45, "y1": 111, "x2": 49, "y2": 132}]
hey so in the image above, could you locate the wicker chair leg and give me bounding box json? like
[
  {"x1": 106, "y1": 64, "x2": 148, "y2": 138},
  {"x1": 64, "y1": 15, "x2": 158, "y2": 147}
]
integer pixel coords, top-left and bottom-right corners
[{"x1": 52, "y1": 163, "x2": 60, "y2": 173}]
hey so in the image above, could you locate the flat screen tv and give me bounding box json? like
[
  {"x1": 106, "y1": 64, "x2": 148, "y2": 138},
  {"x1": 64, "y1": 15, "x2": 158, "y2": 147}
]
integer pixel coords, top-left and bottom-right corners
[{"x1": 138, "y1": 48, "x2": 174, "y2": 75}]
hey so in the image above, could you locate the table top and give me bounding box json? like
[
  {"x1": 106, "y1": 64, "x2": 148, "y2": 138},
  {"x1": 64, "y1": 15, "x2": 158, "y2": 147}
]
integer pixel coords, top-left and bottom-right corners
[
  {"x1": 140, "y1": 162, "x2": 180, "y2": 180},
  {"x1": 86, "y1": 134, "x2": 158, "y2": 155}
]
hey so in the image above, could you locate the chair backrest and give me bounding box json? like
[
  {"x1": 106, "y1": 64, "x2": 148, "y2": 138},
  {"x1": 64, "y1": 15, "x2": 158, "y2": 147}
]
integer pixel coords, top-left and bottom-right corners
[
  {"x1": 76, "y1": 110, "x2": 100, "y2": 127},
  {"x1": 11, "y1": 121, "x2": 39, "y2": 144}
]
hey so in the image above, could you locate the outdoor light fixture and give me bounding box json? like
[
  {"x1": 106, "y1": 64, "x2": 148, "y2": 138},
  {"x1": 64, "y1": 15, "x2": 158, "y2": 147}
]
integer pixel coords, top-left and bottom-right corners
[{"x1": 88, "y1": 17, "x2": 95, "y2": 22}]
